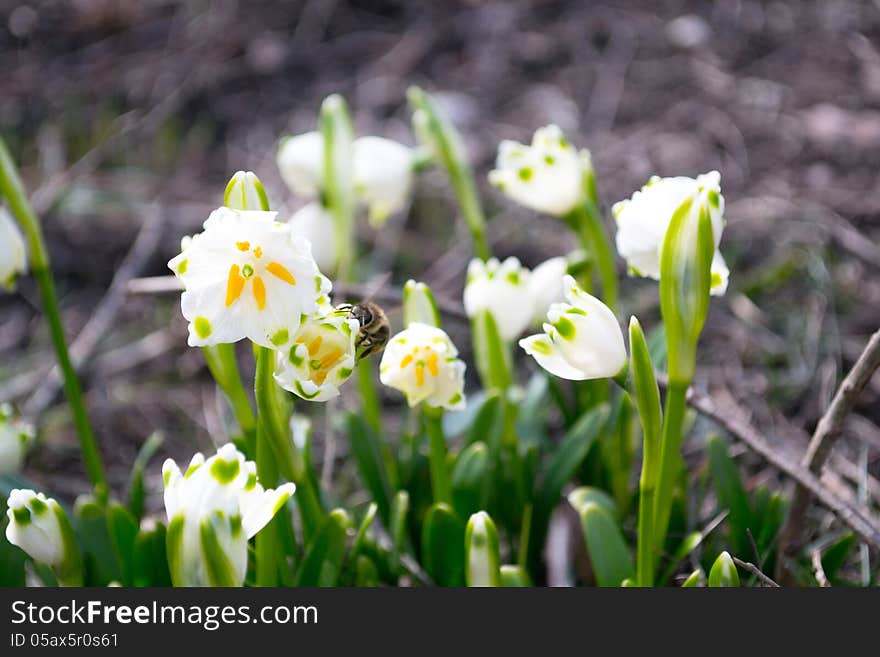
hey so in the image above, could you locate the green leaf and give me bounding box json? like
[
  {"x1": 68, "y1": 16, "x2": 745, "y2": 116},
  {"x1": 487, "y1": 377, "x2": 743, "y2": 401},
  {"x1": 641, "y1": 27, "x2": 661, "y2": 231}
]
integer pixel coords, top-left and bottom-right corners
[
  {"x1": 528, "y1": 404, "x2": 610, "y2": 574},
  {"x1": 572, "y1": 500, "x2": 635, "y2": 587},
  {"x1": 465, "y1": 511, "x2": 501, "y2": 587},
  {"x1": 820, "y1": 533, "x2": 857, "y2": 583},
  {"x1": 107, "y1": 504, "x2": 138, "y2": 586},
  {"x1": 295, "y1": 509, "x2": 351, "y2": 587},
  {"x1": 355, "y1": 555, "x2": 380, "y2": 587},
  {"x1": 351, "y1": 503, "x2": 378, "y2": 562},
  {"x1": 346, "y1": 413, "x2": 394, "y2": 524},
  {"x1": 707, "y1": 436, "x2": 755, "y2": 558},
  {"x1": 132, "y1": 524, "x2": 171, "y2": 587},
  {"x1": 708, "y1": 551, "x2": 740, "y2": 587},
  {"x1": 539, "y1": 404, "x2": 610, "y2": 512},
  {"x1": 451, "y1": 442, "x2": 489, "y2": 519},
  {"x1": 500, "y1": 564, "x2": 532, "y2": 587},
  {"x1": 471, "y1": 310, "x2": 512, "y2": 391},
  {"x1": 75, "y1": 499, "x2": 122, "y2": 585},
  {"x1": 390, "y1": 491, "x2": 410, "y2": 579},
  {"x1": 567, "y1": 486, "x2": 618, "y2": 521},
  {"x1": 320, "y1": 94, "x2": 356, "y2": 275},
  {"x1": 464, "y1": 391, "x2": 505, "y2": 448},
  {"x1": 629, "y1": 316, "x2": 663, "y2": 479},
  {"x1": 681, "y1": 569, "x2": 704, "y2": 587},
  {"x1": 421, "y1": 503, "x2": 465, "y2": 586},
  {"x1": 127, "y1": 432, "x2": 163, "y2": 522}
]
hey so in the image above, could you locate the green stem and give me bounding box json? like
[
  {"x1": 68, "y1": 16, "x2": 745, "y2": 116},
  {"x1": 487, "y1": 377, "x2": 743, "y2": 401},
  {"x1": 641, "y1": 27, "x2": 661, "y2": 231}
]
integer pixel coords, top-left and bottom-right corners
[
  {"x1": 651, "y1": 381, "x2": 689, "y2": 561},
  {"x1": 636, "y1": 486, "x2": 656, "y2": 587},
  {"x1": 320, "y1": 95, "x2": 356, "y2": 282},
  {"x1": 356, "y1": 358, "x2": 381, "y2": 435},
  {"x1": 254, "y1": 424, "x2": 281, "y2": 586},
  {"x1": 567, "y1": 201, "x2": 618, "y2": 310},
  {"x1": 254, "y1": 346, "x2": 324, "y2": 538},
  {"x1": 202, "y1": 344, "x2": 256, "y2": 453},
  {"x1": 408, "y1": 87, "x2": 490, "y2": 260},
  {"x1": 0, "y1": 139, "x2": 106, "y2": 491},
  {"x1": 424, "y1": 409, "x2": 452, "y2": 504}
]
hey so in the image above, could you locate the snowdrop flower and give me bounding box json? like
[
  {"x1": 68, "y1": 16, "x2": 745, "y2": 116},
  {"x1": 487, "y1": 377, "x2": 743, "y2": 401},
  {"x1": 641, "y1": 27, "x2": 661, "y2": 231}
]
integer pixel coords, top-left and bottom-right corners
[
  {"x1": 527, "y1": 256, "x2": 568, "y2": 326},
  {"x1": 167, "y1": 206, "x2": 331, "y2": 349},
  {"x1": 287, "y1": 202, "x2": 336, "y2": 273},
  {"x1": 488, "y1": 125, "x2": 593, "y2": 217},
  {"x1": 353, "y1": 136, "x2": 413, "y2": 227},
  {"x1": 276, "y1": 131, "x2": 324, "y2": 199},
  {"x1": 162, "y1": 443, "x2": 296, "y2": 587},
  {"x1": 0, "y1": 207, "x2": 27, "y2": 291},
  {"x1": 613, "y1": 171, "x2": 728, "y2": 296},
  {"x1": 0, "y1": 404, "x2": 34, "y2": 474},
  {"x1": 274, "y1": 309, "x2": 359, "y2": 402},
  {"x1": 463, "y1": 257, "x2": 533, "y2": 341},
  {"x1": 379, "y1": 323, "x2": 466, "y2": 410},
  {"x1": 520, "y1": 276, "x2": 626, "y2": 380},
  {"x1": 5, "y1": 489, "x2": 80, "y2": 583}
]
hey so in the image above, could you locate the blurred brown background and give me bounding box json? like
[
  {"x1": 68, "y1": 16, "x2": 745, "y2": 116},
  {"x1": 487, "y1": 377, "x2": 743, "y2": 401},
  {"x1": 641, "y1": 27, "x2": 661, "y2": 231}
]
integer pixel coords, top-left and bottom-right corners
[{"x1": 1, "y1": 0, "x2": 879, "y2": 515}]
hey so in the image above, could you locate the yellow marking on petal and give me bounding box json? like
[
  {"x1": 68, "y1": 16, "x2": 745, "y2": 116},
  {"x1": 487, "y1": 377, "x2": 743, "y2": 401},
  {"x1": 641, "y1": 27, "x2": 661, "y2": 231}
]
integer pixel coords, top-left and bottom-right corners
[
  {"x1": 253, "y1": 246, "x2": 263, "y2": 258},
  {"x1": 267, "y1": 261, "x2": 296, "y2": 285},
  {"x1": 252, "y1": 276, "x2": 266, "y2": 310},
  {"x1": 320, "y1": 348, "x2": 344, "y2": 371},
  {"x1": 415, "y1": 363, "x2": 425, "y2": 387},
  {"x1": 225, "y1": 264, "x2": 246, "y2": 306},
  {"x1": 314, "y1": 370, "x2": 329, "y2": 386},
  {"x1": 236, "y1": 241, "x2": 250, "y2": 251},
  {"x1": 426, "y1": 351, "x2": 439, "y2": 377},
  {"x1": 307, "y1": 335, "x2": 323, "y2": 356},
  {"x1": 400, "y1": 354, "x2": 413, "y2": 368}
]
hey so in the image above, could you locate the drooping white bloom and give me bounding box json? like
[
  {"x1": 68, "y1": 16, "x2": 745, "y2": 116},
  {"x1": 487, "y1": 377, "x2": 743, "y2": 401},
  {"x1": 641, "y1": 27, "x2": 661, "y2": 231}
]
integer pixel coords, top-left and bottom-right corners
[
  {"x1": 0, "y1": 207, "x2": 27, "y2": 291},
  {"x1": 287, "y1": 203, "x2": 336, "y2": 272},
  {"x1": 379, "y1": 323, "x2": 466, "y2": 410},
  {"x1": 520, "y1": 275, "x2": 626, "y2": 381},
  {"x1": 612, "y1": 171, "x2": 728, "y2": 296},
  {"x1": 162, "y1": 443, "x2": 296, "y2": 587},
  {"x1": 5, "y1": 489, "x2": 68, "y2": 566},
  {"x1": 463, "y1": 257, "x2": 533, "y2": 341},
  {"x1": 274, "y1": 309, "x2": 359, "y2": 402},
  {"x1": 0, "y1": 404, "x2": 34, "y2": 474},
  {"x1": 527, "y1": 256, "x2": 568, "y2": 326},
  {"x1": 353, "y1": 136, "x2": 413, "y2": 227},
  {"x1": 167, "y1": 207, "x2": 331, "y2": 348},
  {"x1": 488, "y1": 125, "x2": 593, "y2": 216},
  {"x1": 276, "y1": 131, "x2": 324, "y2": 199}
]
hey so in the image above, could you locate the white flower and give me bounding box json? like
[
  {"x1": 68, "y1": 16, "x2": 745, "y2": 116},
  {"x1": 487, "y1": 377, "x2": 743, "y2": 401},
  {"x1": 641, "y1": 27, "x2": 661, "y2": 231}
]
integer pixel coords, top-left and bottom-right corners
[
  {"x1": 379, "y1": 323, "x2": 466, "y2": 410},
  {"x1": 527, "y1": 256, "x2": 568, "y2": 326},
  {"x1": 0, "y1": 404, "x2": 34, "y2": 474},
  {"x1": 613, "y1": 171, "x2": 728, "y2": 296},
  {"x1": 162, "y1": 443, "x2": 295, "y2": 587},
  {"x1": 274, "y1": 309, "x2": 359, "y2": 402},
  {"x1": 353, "y1": 136, "x2": 413, "y2": 226},
  {"x1": 0, "y1": 207, "x2": 27, "y2": 291},
  {"x1": 276, "y1": 131, "x2": 324, "y2": 199},
  {"x1": 5, "y1": 489, "x2": 67, "y2": 566},
  {"x1": 463, "y1": 257, "x2": 533, "y2": 341},
  {"x1": 287, "y1": 203, "x2": 336, "y2": 272},
  {"x1": 167, "y1": 207, "x2": 331, "y2": 348},
  {"x1": 488, "y1": 125, "x2": 592, "y2": 216},
  {"x1": 520, "y1": 275, "x2": 626, "y2": 380}
]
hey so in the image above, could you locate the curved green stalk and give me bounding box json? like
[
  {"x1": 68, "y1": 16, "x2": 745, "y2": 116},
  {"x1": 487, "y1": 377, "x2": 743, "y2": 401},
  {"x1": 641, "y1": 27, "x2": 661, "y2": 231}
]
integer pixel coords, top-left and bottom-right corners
[
  {"x1": 408, "y1": 87, "x2": 490, "y2": 260},
  {"x1": 0, "y1": 138, "x2": 106, "y2": 491},
  {"x1": 202, "y1": 344, "x2": 256, "y2": 453},
  {"x1": 566, "y1": 201, "x2": 618, "y2": 310},
  {"x1": 651, "y1": 381, "x2": 688, "y2": 561}
]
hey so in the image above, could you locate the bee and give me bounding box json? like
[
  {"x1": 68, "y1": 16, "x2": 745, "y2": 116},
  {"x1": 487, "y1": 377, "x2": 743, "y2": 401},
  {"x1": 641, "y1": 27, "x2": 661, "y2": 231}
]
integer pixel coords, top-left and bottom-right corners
[{"x1": 338, "y1": 301, "x2": 390, "y2": 360}]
